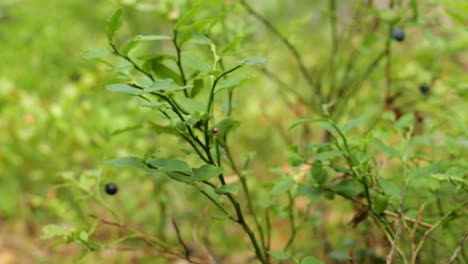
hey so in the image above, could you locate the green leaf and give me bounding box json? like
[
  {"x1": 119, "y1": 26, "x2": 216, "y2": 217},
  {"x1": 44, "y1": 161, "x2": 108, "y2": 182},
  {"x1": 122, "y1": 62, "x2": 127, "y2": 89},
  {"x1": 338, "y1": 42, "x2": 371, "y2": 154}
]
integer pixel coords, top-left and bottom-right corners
[
  {"x1": 329, "y1": 251, "x2": 349, "y2": 261},
  {"x1": 342, "y1": 116, "x2": 366, "y2": 132},
  {"x1": 301, "y1": 256, "x2": 324, "y2": 264},
  {"x1": 111, "y1": 124, "x2": 144, "y2": 136},
  {"x1": 105, "y1": 157, "x2": 147, "y2": 169},
  {"x1": 144, "y1": 79, "x2": 174, "y2": 92},
  {"x1": 79, "y1": 170, "x2": 98, "y2": 191},
  {"x1": 147, "y1": 60, "x2": 182, "y2": 85},
  {"x1": 183, "y1": 52, "x2": 211, "y2": 73},
  {"x1": 236, "y1": 56, "x2": 268, "y2": 66},
  {"x1": 329, "y1": 179, "x2": 362, "y2": 198},
  {"x1": 309, "y1": 162, "x2": 328, "y2": 184},
  {"x1": 148, "y1": 122, "x2": 179, "y2": 136},
  {"x1": 165, "y1": 172, "x2": 193, "y2": 183},
  {"x1": 106, "y1": 8, "x2": 123, "y2": 42},
  {"x1": 192, "y1": 164, "x2": 223, "y2": 182},
  {"x1": 106, "y1": 84, "x2": 144, "y2": 95},
  {"x1": 141, "y1": 101, "x2": 170, "y2": 109},
  {"x1": 319, "y1": 121, "x2": 337, "y2": 135},
  {"x1": 269, "y1": 251, "x2": 290, "y2": 260},
  {"x1": 371, "y1": 139, "x2": 401, "y2": 158},
  {"x1": 410, "y1": 163, "x2": 441, "y2": 178},
  {"x1": 288, "y1": 118, "x2": 327, "y2": 131},
  {"x1": 395, "y1": 113, "x2": 415, "y2": 130},
  {"x1": 175, "y1": 5, "x2": 201, "y2": 30},
  {"x1": 137, "y1": 35, "x2": 172, "y2": 41},
  {"x1": 191, "y1": 78, "x2": 204, "y2": 97},
  {"x1": 148, "y1": 158, "x2": 192, "y2": 173},
  {"x1": 190, "y1": 30, "x2": 213, "y2": 46},
  {"x1": 312, "y1": 150, "x2": 342, "y2": 161},
  {"x1": 215, "y1": 184, "x2": 239, "y2": 195},
  {"x1": 121, "y1": 39, "x2": 139, "y2": 56},
  {"x1": 41, "y1": 224, "x2": 75, "y2": 239},
  {"x1": 139, "y1": 53, "x2": 177, "y2": 62},
  {"x1": 372, "y1": 192, "x2": 390, "y2": 214},
  {"x1": 214, "y1": 75, "x2": 252, "y2": 93},
  {"x1": 379, "y1": 178, "x2": 400, "y2": 199},
  {"x1": 121, "y1": 35, "x2": 172, "y2": 56},
  {"x1": 82, "y1": 48, "x2": 111, "y2": 59},
  {"x1": 174, "y1": 95, "x2": 206, "y2": 114},
  {"x1": 79, "y1": 231, "x2": 89, "y2": 242},
  {"x1": 221, "y1": 36, "x2": 243, "y2": 56},
  {"x1": 271, "y1": 177, "x2": 294, "y2": 195},
  {"x1": 213, "y1": 117, "x2": 240, "y2": 136},
  {"x1": 212, "y1": 214, "x2": 231, "y2": 220},
  {"x1": 197, "y1": 183, "x2": 221, "y2": 201}
]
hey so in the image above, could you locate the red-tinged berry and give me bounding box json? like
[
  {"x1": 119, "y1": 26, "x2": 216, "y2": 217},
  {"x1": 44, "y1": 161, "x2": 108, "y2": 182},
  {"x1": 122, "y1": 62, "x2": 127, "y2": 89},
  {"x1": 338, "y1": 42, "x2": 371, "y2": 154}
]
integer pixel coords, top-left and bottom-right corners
[
  {"x1": 105, "y1": 182, "x2": 118, "y2": 195},
  {"x1": 212, "y1": 127, "x2": 218, "y2": 134}
]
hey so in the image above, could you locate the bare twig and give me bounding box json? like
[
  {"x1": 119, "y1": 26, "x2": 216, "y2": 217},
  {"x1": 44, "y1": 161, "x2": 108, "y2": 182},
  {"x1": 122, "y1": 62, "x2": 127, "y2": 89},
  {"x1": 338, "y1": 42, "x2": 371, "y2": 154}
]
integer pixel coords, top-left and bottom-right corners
[
  {"x1": 172, "y1": 218, "x2": 192, "y2": 261},
  {"x1": 323, "y1": 188, "x2": 433, "y2": 229},
  {"x1": 411, "y1": 201, "x2": 468, "y2": 264},
  {"x1": 410, "y1": 204, "x2": 426, "y2": 256},
  {"x1": 448, "y1": 232, "x2": 468, "y2": 264},
  {"x1": 386, "y1": 177, "x2": 408, "y2": 264},
  {"x1": 89, "y1": 215, "x2": 202, "y2": 263}
]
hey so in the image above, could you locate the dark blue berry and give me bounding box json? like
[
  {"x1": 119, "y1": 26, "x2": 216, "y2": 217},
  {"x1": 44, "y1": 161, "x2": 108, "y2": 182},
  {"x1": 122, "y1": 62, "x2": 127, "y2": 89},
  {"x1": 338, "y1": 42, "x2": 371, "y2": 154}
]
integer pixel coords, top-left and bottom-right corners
[
  {"x1": 419, "y1": 84, "x2": 430, "y2": 95},
  {"x1": 105, "y1": 182, "x2": 118, "y2": 195},
  {"x1": 391, "y1": 27, "x2": 405, "y2": 42}
]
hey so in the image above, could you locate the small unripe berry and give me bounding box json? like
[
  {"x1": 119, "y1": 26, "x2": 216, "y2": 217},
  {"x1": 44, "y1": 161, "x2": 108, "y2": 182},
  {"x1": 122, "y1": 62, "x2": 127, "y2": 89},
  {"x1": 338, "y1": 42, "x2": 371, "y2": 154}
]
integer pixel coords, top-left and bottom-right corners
[
  {"x1": 105, "y1": 182, "x2": 118, "y2": 195},
  {"x1": 419, "y1": 84, "x2": 430, "y2": 95},
  {"x1": 391, "y1": 27, "x2": 405, "y2": 42},
  {"x1": 212, "y1": 127, "x2": 218, "y2": 134}
]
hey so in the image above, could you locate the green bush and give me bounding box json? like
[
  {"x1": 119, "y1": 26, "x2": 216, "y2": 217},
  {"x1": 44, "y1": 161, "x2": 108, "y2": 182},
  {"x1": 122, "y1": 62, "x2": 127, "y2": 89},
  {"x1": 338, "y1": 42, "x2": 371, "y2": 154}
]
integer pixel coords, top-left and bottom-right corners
[{"x1": 2, "y1": 1, "x2": 466, "y2": 263}]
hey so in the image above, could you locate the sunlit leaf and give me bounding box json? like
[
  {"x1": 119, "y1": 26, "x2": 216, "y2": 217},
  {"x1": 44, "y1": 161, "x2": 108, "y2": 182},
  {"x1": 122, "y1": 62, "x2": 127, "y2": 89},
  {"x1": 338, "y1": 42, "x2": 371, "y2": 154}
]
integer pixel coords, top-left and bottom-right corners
[
  {"x1": 106, "y1": 84, "x2": 144, "y2": 95},
  {"x1": 271, "y1": 177, "x2": 294, "y2": 195},
  {"x1": 106, "y1": 8, "x2": 123, "y2": 42},
  {"x1": 192, "y1": 164, "x2": 223, "y2": 181},
  {"x1": 236, "y1": 56, "x2": 268, "y2": 66}
]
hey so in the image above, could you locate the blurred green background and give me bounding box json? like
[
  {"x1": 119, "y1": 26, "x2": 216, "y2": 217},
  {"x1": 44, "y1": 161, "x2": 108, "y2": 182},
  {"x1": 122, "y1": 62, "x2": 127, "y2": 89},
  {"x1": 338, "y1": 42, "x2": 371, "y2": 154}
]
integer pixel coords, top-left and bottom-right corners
[{"x1": 1, "y1": 0, "x2": 467, "y2": 263}]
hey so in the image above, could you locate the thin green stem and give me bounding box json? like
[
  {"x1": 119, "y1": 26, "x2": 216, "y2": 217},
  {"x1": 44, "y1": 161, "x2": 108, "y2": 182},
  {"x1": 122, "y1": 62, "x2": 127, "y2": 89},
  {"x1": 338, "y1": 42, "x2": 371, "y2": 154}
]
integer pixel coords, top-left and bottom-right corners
[
  {"x1": 110, "y1": 43, "x2": 154, "y2": 81},
  {"x1": 215, "y1": 137, "x2": 221, "y2": 167},
  {"x1": 199, "y1": 188, "x2": 234, "y2": 221},
  {"x1": 173, "y1": 30, "x2": 189, "y2": 97},
  {"x1": 223, "y1": 141, "x2": 267, "y2": 256},
  {"x1": 206, "y1": 65, "x2": 242, "y2": 114},
  {"x1": 154, "y1": 92, "x2": 207, "y2": 153},
  {"x1": 227, "y1": 191, "x2": 267, "y2": 263},
  {"x1": 204, "y1": 65, "x2": 242, "y2": 164},
  {"x1": 283, "y1": 190, "x2": 297, "y2": 251},
  {"x1": 265, "y1": 209, "x2": 272, "y2": 264}
]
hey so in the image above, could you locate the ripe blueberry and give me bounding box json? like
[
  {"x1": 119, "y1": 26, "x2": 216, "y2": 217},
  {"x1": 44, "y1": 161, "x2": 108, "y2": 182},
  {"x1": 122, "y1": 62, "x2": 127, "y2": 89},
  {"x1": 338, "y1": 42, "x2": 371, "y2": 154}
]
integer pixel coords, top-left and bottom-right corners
[
  {"x1": 212, "y1": 127, "x2": 218, "y2": 134},
  {"x1": 105, "y1": 182, "x2": 118, "y2": 195},
  {"x1": 391, "y1": 27, "x2": 405, "y2": 42},
  {"x1": 419, "y1": 84, "x2": 430, "y2": 95}
]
